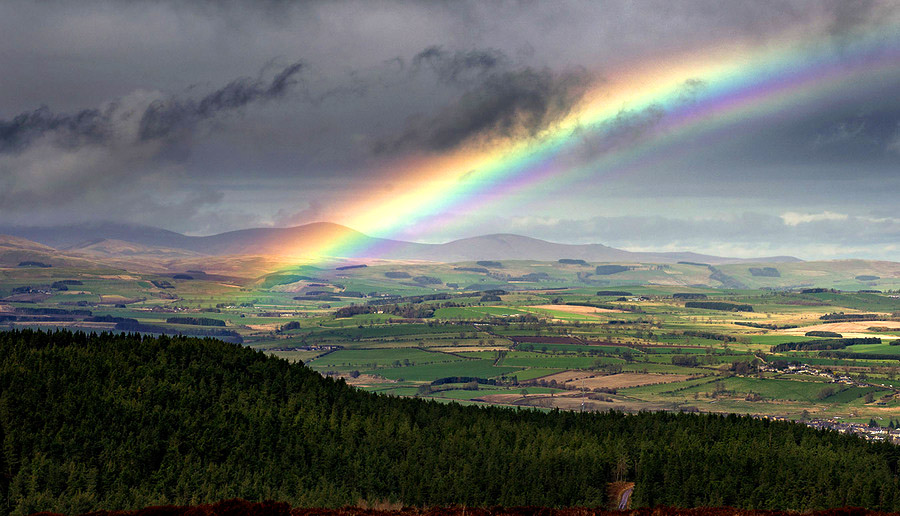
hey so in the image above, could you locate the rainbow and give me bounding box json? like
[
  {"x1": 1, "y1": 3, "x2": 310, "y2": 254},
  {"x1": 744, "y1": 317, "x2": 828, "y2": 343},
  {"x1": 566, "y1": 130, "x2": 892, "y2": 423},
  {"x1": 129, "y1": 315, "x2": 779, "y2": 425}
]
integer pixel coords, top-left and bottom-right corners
[{"x1": 287, "y1": 21, "x2": 900, "y2": 263}]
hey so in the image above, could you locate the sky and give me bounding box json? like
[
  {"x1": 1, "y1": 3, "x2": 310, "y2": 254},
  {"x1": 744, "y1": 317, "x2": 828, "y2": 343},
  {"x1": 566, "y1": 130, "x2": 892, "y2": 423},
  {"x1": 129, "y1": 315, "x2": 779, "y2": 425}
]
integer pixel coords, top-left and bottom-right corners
[{"x1": 1, "y1": 0, "x2": 899, "y2": 261}]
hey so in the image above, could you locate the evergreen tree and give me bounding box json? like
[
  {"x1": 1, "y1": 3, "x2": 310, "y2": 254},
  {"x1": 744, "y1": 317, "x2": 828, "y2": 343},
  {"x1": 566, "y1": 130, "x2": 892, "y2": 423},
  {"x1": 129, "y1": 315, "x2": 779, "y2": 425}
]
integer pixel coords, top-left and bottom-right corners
[{"x1": 0, "y1": 329, "x2": 899, "y2": 515}]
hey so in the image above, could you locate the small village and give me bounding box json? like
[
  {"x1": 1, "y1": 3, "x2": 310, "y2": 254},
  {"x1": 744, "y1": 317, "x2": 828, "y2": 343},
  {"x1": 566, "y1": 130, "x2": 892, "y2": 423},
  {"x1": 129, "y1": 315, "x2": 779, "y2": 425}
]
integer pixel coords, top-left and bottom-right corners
[
  {"x1": 759, "y1": 360, "x2": 899, "y2": 401},
  {"x1": 754, "y1": 360, "x2": 900, "y2": 444}
]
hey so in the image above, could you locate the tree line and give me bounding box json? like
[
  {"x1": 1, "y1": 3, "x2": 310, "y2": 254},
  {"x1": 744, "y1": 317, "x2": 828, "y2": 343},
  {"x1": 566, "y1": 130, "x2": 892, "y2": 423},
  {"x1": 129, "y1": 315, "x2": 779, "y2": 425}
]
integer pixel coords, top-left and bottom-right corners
[{"x1": 1, "y1": 330, "x2": 899, "y2": 516}]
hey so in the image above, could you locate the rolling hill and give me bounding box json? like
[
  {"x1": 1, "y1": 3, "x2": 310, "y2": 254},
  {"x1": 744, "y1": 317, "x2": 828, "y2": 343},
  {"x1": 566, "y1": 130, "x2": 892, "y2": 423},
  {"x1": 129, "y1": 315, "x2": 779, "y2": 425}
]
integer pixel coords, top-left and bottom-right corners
[
  {"x1": 0, "y1": 222, "x2": 800, "y2": 264},
  {"x1": 67, "y1": 239, "x2": 203, "y2": 260},
  {"x1": 0, "y1": 235, "x2": 99, "y2": 269}
]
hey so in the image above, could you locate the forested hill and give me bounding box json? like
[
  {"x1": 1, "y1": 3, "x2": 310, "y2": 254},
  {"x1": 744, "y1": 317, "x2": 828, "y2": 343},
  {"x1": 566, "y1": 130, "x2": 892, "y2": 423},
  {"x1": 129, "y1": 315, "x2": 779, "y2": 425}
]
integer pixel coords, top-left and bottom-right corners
[{"x1": 1, "y1": 331, "x2": 899, "y2": 516}]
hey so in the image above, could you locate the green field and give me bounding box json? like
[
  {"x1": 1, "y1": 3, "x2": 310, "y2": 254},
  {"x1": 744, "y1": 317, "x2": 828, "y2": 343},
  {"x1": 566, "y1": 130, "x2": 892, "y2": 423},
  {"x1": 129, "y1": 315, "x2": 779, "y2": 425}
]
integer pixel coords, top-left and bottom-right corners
[
  {"x1": 500, "y1": 351, "x2": 621, "y2": 369},
  {"x1": 366, "y1": 359, "x2": 524, "y2": 381},
  {"x1": 842, "y1": 343, "x2": 900, "y2": 355},
  {"x1": 677, "y1": 377, "x2": 834, "y2": 402},
  {"x1": 308, "y1": 348, "x2": 463, "y2": 369}
]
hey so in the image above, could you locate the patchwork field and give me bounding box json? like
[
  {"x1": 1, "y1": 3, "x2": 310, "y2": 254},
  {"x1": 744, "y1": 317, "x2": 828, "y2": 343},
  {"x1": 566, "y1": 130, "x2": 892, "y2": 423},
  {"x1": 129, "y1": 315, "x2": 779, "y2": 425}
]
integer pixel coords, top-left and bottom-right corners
[{"x1": 1, "y1": 254, "x2": 899, "y2": 424}]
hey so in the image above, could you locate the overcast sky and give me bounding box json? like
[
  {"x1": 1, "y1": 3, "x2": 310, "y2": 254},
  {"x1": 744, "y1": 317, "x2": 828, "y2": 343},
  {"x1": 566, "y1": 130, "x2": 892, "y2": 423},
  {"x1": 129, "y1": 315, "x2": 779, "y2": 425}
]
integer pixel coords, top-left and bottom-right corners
[{"x1": 1, "y1": 0, "x2": 898, "y2": 260}]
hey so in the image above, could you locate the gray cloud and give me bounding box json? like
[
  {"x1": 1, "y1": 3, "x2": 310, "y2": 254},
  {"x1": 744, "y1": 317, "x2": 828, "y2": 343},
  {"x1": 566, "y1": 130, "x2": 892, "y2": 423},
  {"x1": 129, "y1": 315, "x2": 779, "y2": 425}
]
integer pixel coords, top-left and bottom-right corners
[
  {"x1": 727, "y1": 102, "x2": 900, "y2": 170},
  {"x1": 569, "y1": 104, "x2": 666, "y2": 162},
  {"x1": 496, "y1": 212, "x2": 900, "y2": 260},
  {"x1": 0, "y1": 61, "x2": 304, "y2": 154},
  {"x1": 889, "y1": 129, "x2": 900, "y2": 153},
  {"x1": 0, "y1": 106, "x2": 113, "y2": 154},
  {"x1": 374, "y1": 65, "x2": 593, "y2": 153},
  {"x1": 828, "y1": 0, "x2": 879, "y2": 37},
  {"x1": 0, "y1": 61, "x2": 305, "y2": 228},
  {"x1": 272, "y1": 200, "x2": 327, "y2": 227},
  {"x1": 138, "y1": 62, "x2": 303, "y2": 141},
  {"x1": 411, "y1": 46, "x2": 508, "y2": 84}
]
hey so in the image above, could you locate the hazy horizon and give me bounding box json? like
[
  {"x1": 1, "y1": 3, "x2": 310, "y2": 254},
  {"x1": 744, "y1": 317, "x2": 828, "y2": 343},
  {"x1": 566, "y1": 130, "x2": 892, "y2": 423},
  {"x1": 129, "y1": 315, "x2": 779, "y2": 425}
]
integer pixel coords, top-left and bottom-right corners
[{"x1": 0, "y1": 218, "x2": 888, "y2": 262}]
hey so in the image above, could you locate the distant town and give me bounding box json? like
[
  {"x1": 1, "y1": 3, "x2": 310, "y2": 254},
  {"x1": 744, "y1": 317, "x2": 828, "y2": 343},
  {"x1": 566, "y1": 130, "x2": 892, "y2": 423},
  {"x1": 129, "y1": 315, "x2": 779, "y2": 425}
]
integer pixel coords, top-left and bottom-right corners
[{"x1": 757, "y1": 361, "x2": 900, "y2": 444}]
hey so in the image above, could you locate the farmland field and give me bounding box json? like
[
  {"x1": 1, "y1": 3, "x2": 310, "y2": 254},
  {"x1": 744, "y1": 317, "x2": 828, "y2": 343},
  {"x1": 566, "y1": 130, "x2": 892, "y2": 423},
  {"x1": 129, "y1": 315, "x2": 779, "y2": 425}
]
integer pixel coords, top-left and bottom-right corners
[{"x1": 1, "y1": 256, "x2": 898, "y2": 423}]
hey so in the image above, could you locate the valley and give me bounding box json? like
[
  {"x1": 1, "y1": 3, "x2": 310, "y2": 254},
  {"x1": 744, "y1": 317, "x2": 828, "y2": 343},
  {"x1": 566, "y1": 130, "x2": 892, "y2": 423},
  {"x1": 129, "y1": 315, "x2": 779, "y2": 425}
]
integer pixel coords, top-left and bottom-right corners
[{"x1": 2, "y1": 229, "x2": 899, "y2": 432}]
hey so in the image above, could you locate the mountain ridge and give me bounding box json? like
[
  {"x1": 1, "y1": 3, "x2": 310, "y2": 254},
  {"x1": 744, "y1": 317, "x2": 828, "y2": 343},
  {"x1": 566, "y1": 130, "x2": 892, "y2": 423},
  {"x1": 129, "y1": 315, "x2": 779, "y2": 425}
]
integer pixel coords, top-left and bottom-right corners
[{"x1": 0, "y1": 222, "x2": 802, "y2": 264}]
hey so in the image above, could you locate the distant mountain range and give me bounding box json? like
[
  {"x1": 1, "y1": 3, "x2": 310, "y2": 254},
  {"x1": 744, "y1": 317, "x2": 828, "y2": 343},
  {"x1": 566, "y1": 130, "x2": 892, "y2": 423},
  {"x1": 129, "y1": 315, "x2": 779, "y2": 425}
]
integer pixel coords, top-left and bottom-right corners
[{"x1": 0, "y1": 222, "x2": 801, "y2": 264}]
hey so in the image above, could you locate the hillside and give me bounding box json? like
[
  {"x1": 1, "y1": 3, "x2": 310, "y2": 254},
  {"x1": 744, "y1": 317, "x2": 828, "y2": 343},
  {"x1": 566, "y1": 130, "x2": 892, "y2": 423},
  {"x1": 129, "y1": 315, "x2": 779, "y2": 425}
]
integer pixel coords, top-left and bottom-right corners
[
  {"x1": 66, "y1": 239, "x2": 203, "y2": 260},
  {"x1": 392, "y1": 233, "x2": 798, "y2": 265},
  {"x1": 0, "y1": 235, "x2": 100, "y2": 269},
  {"x1": 0, "y1": 235, "x2": 57, "y2": 253},
  {"x1": 2, "y1": 330, "x2": 899, "y2": 516},
  {"x1": 0, "y1": 224, "x2": 194, "y2": 250},
  {"x1": 0, "y1": 235, "x2": 292, "y2": 277}
]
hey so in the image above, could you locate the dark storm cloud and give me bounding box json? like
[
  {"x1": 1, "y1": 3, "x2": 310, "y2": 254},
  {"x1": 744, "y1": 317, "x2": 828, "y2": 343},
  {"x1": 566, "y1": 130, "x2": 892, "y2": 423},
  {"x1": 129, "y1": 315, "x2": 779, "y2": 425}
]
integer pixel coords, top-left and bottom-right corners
[
  {"x1": 374, "y1": 66, "x2": 593, "y2": 153},
  {"x1": 0, "y1": 107, "x2": 113, "y2": 154},
  {"x1": 0, "y1": 61, "x2": 304, "y2": 153},
  {"x1": 139, "y1": 62, "x2": 303, "y2": 141}
]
